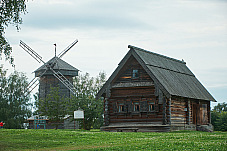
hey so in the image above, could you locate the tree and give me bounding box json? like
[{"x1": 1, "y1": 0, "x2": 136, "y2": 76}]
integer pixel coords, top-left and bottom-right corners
[
  {"x1": 0, "y1": 0, "x2": 27, "y2": 66},
  {"x1": 68, "y1": 72, "x2": 106, "y2": 130},
  {"x1": 213, "y1": 102, "x2": 227, "y2": 113},
  {"x1": 0, "y1": 65, "x2": 6, "y2": 76},
  {"x1": 38, "y1": 86, "x2": 68, "y2": 129},
  {"x1": 215, "y1": 112, "x2": 227, "y2": 131},
  {"x1": 0, "y1": 68, "x2": 32, "y2": 128},
  {"x1": 32, "y1": 92, "x2": 39, "y2": 115},
  {"x1": 211, "y1": 102, "x2": 227, "y2": 131}
]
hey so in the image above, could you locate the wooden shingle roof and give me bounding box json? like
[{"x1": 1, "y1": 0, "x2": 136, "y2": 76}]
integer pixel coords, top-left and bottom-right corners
[
  {"x1": 34, "y1": 57, "x2": 79, "y2": 77},
  {"x1": 97, "y1": 45, "x2": 216, "y2": 102}
]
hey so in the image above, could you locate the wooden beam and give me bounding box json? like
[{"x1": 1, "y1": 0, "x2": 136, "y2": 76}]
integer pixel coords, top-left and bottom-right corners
[
  {"x1": 104, "y1": 85, "x2": 111, "y2": 126},
  {"x1": 163, "y1": 97, "x2": 167, "y2": 125},
  {"x1": 187, "y1": 99, "x2": 190, "y2": 125},
  {"x1": 169, "y1": 97, "x2": 171, "y2": 125},
  {"x1": 104, "y1": 98, "x2": 110, "y2": 126},
  {"x1": 208, "y1": 101, "x2": 211, "y2": 124}
]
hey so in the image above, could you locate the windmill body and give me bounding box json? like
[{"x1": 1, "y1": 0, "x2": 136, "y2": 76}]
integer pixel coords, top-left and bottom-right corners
[
  {"x1": 20, "y1": 39, "x2": 79, "y2": 129},
  {"x1": 34, "y1": 56, "x2": 79, "y2": 100}
]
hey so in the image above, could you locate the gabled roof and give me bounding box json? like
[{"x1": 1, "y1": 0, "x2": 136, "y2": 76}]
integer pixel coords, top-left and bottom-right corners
[
  {"x1": 96, "y1": 45, "x2": 216, "y2": 102},
  {"x1": 34, "y1": 57, "x2": 79, "y2": 76}
]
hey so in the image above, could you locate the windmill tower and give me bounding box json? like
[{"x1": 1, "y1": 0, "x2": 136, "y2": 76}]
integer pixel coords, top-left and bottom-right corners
[
  {"x1": 34, "y1": 56, "x2": 78, "y2": 100},
  {"x1": 19, "y1": 39, "x2": 79, "y2": 100}
]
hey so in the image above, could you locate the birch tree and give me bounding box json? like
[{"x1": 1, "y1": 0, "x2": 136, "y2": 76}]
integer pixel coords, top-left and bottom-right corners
[
  {"x1": 0, "y1": 0, "x2": 27, "y2": 66},
  {"x1": 0, "y1": 69, "x2": 32, "y2": 128},
  {"x1": 69, "y1": 72, "x2": 106, "y2": 130}
]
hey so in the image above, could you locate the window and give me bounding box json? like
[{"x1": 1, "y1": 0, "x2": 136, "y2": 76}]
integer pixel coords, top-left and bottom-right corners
[
  {"x1": 133, "y1": 102, "x2": 140, "y2": 112},
  {"x1": 202, "y1": 104, "x2": 207, "y2": 109},
  {"x1": 132, "y1": 69, "x2": 139, "y2": 79},
  {"x1": 148, "y1": 102, "x2": 155, "y2": 111},
  {"x1": 118, "y1": 103, "x2": 125, "y2": 112}
]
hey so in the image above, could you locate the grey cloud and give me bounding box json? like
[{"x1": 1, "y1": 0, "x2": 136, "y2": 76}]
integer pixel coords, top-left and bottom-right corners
[{"x1": 22, "y1": 0, "x2": 153, "y2": 30}]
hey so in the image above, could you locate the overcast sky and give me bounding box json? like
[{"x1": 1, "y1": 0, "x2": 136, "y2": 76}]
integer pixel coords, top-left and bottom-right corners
[{"x1": 3, "y1": 0, "x2": 227, "y2": 107}]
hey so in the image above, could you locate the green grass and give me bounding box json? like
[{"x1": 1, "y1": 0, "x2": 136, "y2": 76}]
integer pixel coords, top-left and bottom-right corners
[{"x1": 0, "y1": 129, "x2": 226, "y2": 151}]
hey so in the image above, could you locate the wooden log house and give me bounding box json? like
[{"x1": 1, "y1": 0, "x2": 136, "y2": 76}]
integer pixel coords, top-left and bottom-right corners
[{"x1": 96, "y1": 45, "x2": 216, "y2": 132}]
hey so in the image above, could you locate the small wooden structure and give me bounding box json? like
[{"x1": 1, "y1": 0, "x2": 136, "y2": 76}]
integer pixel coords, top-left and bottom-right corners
[
  {"x1": 96, "y1": 45, "x2": 216, "y2": 132},
  {"x1": 27, "y1": 116, "x2": 50, "y2": 129},
  {"x1": 27, "y1": 115, "x2": 78, "y2": 129}
]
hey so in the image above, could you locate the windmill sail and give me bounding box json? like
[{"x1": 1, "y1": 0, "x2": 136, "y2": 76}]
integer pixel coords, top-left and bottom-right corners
[
  {"x1": 23, "y1": 69, "x2": 48, "y2": 96},
  {"x1": 23, "y1": 77, "x2": 39, "y2": 97},
  {"x1": 57, "y1": 39, "x2": 78, "y2": 59},
  {"x1": 51, "y1": 69, "x2": 76, "y2": 95},
  {"x1": 19, "y1": 40, "x2": 44, "y2": 64},
  {"x1": 20, "y1": 39, "x2": 79, "y2": 97}
]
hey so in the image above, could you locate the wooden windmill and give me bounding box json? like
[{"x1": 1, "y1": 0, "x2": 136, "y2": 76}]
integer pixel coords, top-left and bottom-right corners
[{"x1": 19, "y1": 39, "x2": 79, "y2": 100}]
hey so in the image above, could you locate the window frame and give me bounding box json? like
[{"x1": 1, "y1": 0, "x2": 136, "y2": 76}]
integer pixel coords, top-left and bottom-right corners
[
  {"x1": 148, "y1": 101, "x2": 155, "y2": 112},
  {"x1": 118, "y1": 103, "x2": 125, "y2": 113},
  {"x1": 132, "y1": 69, "x2": 139, "y2": 79},
  {"x1": 133, "y1": 101, "x2": 140, "y2": 112}
]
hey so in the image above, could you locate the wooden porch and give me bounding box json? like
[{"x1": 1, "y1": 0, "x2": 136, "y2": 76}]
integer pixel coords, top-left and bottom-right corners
[{"x1": 101, "y1": 122, "x2": 196, "y2": 132}]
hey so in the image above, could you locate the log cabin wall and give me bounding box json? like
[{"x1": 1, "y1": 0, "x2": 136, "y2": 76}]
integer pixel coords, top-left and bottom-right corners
[
  {"x1": 166, "y1": 97, "x2": 171, "y2": 125},
  {"x1": 169, "y1": 98, "x2": 210, "y2": 126},
  {"x1": 103, "y1": 56, "x2": 164, "y2": 125},
  {"x1": 108, "y1": 88, "x2": 163, "y2": 124},
  {"x1": 170, "y1": 97, "x2": 187, "y2": 125}
]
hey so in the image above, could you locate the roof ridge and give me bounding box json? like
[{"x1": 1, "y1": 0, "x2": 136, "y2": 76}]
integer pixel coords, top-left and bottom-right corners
[{"x1": 128, "y1": 45, "x2": 186, "y2": 64}]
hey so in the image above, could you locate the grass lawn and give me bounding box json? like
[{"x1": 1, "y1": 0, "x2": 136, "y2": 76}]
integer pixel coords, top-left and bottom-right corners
[{"x1": 0, "y1": 129, "x2": 226, "y2": 151}]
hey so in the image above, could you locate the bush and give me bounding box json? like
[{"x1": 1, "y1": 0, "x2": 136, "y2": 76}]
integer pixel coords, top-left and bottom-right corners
[{"x1": 215, "y1": 112, "x2": 227, "y2": 131}]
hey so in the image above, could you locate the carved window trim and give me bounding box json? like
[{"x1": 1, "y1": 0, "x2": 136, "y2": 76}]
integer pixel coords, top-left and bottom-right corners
[
  {"x1": 132, "y1": 101, "x2": 140, "y2": 112},
  {"x1": 148, "y1": 101, "x2": 155, "y2": 112},
  {"x1": 118, "y1": 103, "x2": 125, "y2": 112}
]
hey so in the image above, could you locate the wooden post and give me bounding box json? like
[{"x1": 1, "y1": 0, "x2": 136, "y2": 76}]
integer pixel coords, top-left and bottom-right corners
[
  {"x1": 168, "y1": 97, "x2": 171, "y2": 125},
  {"x1": 104, "y1": 85, "x2": 111, "y2": 126},
  {"x1": 163, "y1": 97, "x2": 167, "y2": 125},
  {"x1": 104, "y1": 98, "x2": 110, "y2": 126},
  {"x1": 74, "y1": 119, "x2": 75, "y2": 130},
  {"x1": 187, "y1": 99, "x2": 191, "y2": 125},
  {"x1": 208, "y1": 101, "x2": 211, "y2": 124}
]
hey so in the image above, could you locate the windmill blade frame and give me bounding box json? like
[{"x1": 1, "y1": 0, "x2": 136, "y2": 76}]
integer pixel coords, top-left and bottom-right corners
[
  {"x1": 19, "y1": 40, "x2": 45, "y2": 64},
  {"x1": 20, "y1": 39, "x2": 78, "y2": 96},
  {"x1": 23, "y1": 69, "x2": 48, "y2": 97},
  {"x1": 57, "y1": 39, "x2": 78, "y2": 59},
  {"x1": 49, "y1": 68, "x2": 77, "y2": 95}
]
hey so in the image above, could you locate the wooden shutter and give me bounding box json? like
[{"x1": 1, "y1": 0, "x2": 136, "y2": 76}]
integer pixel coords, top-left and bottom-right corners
[
  {"x1": 140, "y1": 101, "x2": 148, "y2": 112},
  {"x1": 112, "y1": 102, "x2": 118, "y2": 113}
]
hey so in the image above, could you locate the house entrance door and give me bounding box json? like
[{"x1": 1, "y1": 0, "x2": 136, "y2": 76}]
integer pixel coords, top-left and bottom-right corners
[
  {"x1": 192, "y1": 103, "x2": 208, "y2": 125},
  {"x1": 192, "y1": 103, "x2": 200, "y2": 125}
]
